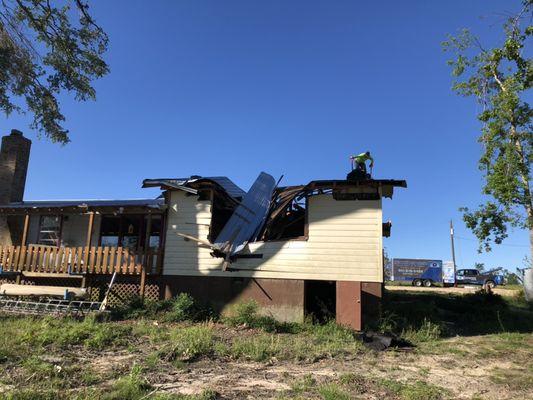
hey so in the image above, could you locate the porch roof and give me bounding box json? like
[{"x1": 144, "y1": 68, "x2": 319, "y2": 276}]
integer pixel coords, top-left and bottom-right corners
[{"x1": 0, "y1": 198, "x2": 166, "y2": 215}]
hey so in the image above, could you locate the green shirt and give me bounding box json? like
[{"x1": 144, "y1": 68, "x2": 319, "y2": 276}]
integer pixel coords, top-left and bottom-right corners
[{"x1": 353, "y1": 152, "x2": 374, "y2": 165}]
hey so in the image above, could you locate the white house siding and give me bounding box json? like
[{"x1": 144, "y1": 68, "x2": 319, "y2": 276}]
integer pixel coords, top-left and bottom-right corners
[{"x1": 163, "y1": 191, "x2": 384, "y2": 282}]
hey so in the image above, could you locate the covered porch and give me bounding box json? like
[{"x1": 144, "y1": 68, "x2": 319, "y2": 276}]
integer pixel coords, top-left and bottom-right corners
[{"x1": 0, "y1": 199, "x2": 166, "y2": 279}]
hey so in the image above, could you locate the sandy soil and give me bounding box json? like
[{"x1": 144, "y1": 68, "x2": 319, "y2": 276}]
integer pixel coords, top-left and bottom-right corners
[
  {"x1": 85, "y1": 338, "x2": 532, "y2": 400},
  {"x1": 385, "y1": 285, "x2": 520, "y2": 297}
]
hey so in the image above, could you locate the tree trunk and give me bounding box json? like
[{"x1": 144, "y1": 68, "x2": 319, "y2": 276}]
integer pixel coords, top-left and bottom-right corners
[{"x1": 530, "y1": 224, "x2": 533, "y2": 266}]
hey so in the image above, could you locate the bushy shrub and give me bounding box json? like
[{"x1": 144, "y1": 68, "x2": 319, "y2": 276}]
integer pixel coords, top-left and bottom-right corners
[
  {"x1": 112, "y1": 297, "x2": 174, "y2": 320},
  {"x1": 222, "y1": 300, "x2": 298, "y2": 333},
  {"x1": 113, "y1": 293, "x2": 216, "y2": 323},
  {"x1": 163, "y1": 293, "x2": 216, "y2": 323},
  {"x1": 224, "y1": 300, "x2": 260, "y2": 326},
  {"x1": 165, "y1": 293, "x2": 197, "y2": 322},
  {"x1": 402, "y1": 318, "x2": 442, "y2": 343}
]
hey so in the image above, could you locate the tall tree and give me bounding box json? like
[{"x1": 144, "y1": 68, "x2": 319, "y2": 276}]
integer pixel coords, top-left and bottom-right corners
[
  {"x1": 0, "y1": 0, "x2": 108, "y2": 144},
  {"x1": 443, "y1": 1, "x2": 532, "y2": 258}
]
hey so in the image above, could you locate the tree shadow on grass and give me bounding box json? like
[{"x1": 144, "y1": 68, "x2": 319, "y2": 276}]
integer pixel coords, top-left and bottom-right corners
[{"x1": 380, "y1": 289, "x2": 533, "y2": 338}]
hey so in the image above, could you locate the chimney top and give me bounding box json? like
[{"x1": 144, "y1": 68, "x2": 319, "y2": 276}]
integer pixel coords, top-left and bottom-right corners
[{"x1": 10, "y1": 129, "x2": 23, "y2": 137}]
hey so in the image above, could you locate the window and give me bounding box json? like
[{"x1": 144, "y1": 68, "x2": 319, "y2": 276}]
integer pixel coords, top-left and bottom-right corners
[
  {"x1": 38, "y1": 215, "x2": 62, "y2": 246},
  {"x1": 100, "y1": 216, "x2": 120, "y2": 247},
  {"x1": 99, "y1": 214, "x2": 163, "y2": 250},
  {"x1": 144, "y1": 215, "x2": 162, "y2": 249},
  {"x1": 121, "y1": 215, "x2": 141, "y2": 249}
]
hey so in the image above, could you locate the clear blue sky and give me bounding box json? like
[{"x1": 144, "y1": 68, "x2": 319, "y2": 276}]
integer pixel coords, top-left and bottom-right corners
[{"x1": 2, "y1": 0, "x2": 530, "y2": 271}]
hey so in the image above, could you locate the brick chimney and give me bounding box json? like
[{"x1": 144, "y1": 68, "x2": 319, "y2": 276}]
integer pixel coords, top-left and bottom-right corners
[{"x1": 0, "y1": 129, "x2": 32, "y2": 245}]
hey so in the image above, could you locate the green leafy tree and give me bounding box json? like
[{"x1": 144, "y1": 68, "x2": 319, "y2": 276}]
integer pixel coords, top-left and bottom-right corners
[
  {"x1": 0, "y1": 0, "x2": 108, "y2": 144},
  {"x1": 443, "y1": 1, "x2": 532, "y2": 258},
  {"x1": 503, "y1": 269, "x2": 522, "y2": 285},
  {"x1": 474, "y1": 262, "x2": 485, "y2": 273}
]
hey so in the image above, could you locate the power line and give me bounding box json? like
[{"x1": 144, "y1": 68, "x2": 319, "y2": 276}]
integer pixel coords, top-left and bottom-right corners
[{"x1": 455, "y1": 235, "x2": 529, "y2": 248}]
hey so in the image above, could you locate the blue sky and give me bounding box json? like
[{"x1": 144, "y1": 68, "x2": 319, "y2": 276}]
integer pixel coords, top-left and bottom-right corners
[{"x1": 2, "y1": 0, "x2": 530, "y2": 271}]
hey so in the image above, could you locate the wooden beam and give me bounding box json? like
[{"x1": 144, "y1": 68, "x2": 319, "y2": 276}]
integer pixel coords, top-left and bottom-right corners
[
  {"x1": 176, "y1": 232, "x2": 213, "y2": 248},
  {"x1": 139, "y1": 214, "x2": 152, "y2": 300},
  {"x1": 0, "y1": 283, "x2": 87, "y2": 299},
  {"x1": 85, "y1": 212, "x2": 95, "y2": 248},
  {"x1": 82, "y1": 213, "x2": 95, "y2": 286},
  {"x1": 21, "y1": 214, "x2": 29, "y2": 246}
]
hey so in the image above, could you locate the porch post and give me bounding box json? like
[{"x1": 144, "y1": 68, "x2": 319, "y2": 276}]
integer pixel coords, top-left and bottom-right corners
[
  {"x1": 82, "y1": 212, "x2": 95, "y2": 288},
  {"x1": 16, "y1": 214, "x2": 30, "y2": 284},
  {"x1": 139, "y1": 213, "x2": 152, "y2": 299},
  {"x1": 21, "y1": 213, "x2": 29, "y2": 246},
  {"x1": 85, "y1": 212, "x2": 95, "y2": 248}
]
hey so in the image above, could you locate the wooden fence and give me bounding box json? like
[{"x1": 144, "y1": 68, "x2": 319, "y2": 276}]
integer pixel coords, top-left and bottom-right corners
[{"x1": 0, "y1": 245, "x2": 163, "y2": 275}]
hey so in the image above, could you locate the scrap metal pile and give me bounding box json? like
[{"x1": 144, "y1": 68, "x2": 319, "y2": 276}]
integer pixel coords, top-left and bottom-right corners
[
  {"x1": 0, "y1": 273, "x2": 117, "y2": 317},
  {"x1": 0, "y1": 297, "x2": 102, "y2": 318}
]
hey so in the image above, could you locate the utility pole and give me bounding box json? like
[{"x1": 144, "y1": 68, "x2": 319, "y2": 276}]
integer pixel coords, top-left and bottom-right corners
[{"x1": 450, "y1": 220, "x2": 457, "y2": 287}]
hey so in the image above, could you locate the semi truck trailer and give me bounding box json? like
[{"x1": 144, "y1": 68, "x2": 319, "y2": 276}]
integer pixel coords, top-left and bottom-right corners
[{"x1": 390, "y1": 258, "x2": 502, "y2": 288}]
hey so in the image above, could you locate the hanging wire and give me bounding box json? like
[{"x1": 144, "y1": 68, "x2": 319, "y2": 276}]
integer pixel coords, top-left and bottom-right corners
[
  {"x1": 455, "y1": 236, "x2": 529, "y2": 248},
  {"x1": 456, "y1": 233, "x2": 464, "y2": 266}
]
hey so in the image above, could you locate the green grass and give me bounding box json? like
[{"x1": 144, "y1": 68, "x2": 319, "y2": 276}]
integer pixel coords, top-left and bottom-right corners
[
  {"x1": 113, "y1": 294, "x2": 216, "y2": 323},
  {"x1": 0, "y1": 290, "x2": 532, "y2": 399},
  {"x1": 378, "y1": 379, "x2": 449, "y2": 400},
  {"x1": 280, "y1": 373, "x2": 451, "y2": 400},
  {"x1": 220, "y1": 321, "x2": 363, "y2": 362},
  {"x1": 317, "y1": 383, "x2": 352, "y2": 400},
  {"x1": 374, "y1": 289, "x2": 533, "y2": 344},
  {"x1": 159, "y1": 324, "x2": 216, "y2": 362},
  {"x1": 489, "y1": 365, "x2": 533, "y2": 391},
  {"x1": 222, "y1": 300, "x2": 299, "y2": 333},
  {"x1": 0, "y1": 315, "x2": 132, "y2": 364}
]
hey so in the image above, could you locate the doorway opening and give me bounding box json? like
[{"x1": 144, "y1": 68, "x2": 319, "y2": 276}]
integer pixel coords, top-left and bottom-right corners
[{"x1": 304, "y1": 280, "x2": 336, "y2": 323}]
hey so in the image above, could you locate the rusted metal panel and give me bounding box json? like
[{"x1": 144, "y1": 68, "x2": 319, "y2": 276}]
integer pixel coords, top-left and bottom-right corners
[{"x1": 336, "y1": 281, "x2": 362, "y2": 331}]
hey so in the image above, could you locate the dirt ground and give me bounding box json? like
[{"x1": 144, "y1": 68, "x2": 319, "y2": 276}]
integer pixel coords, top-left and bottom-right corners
[
  {"x1": 1, "y1": 289, "x2": 531, "y2": 399},
  {"x1": 385, "y1": 285, "x2": 520, "y2": 297},
  {"x1": 79, "y1": 335, "x2": 533, "y2": 400}
]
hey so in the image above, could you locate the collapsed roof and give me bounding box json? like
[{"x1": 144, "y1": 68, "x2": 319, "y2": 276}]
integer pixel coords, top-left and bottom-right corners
[
  {"x1": 157, "y1": 174, "x2": 406, "y2": 266},
  {"x1": 142, "y1": 176, "x2": 246, "y2": 199},
  {"x1": 260, "y1": 178, "x2": 407, "y2": 241}
]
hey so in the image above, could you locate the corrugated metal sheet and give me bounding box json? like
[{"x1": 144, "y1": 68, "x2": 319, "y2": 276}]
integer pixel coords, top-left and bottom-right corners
[
  {"x1": 204, "y1": 177, "x2": 246, "y2": 199},
  {"x1": 142, "y1": 176, "x2": 246, "y2": 199},
  {"x1": 212, "y1": 172, "x2": 276, "y2": 257},
  {"x1": 0, "y1": 199, "x2": 165, "y2": 209}
]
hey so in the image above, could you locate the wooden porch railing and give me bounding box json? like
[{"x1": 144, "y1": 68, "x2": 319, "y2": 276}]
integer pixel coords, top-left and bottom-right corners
[{"x1": 0, "y1": 245, "x2": 163, "y2": 275}]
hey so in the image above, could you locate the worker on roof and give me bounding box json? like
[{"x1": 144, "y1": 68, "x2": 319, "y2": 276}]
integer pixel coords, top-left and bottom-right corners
[{"x1": 350, "y1": 151, "x2": 374, "y2": 176}]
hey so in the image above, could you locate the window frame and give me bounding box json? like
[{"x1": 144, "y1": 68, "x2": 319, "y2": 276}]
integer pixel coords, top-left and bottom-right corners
[{"x1": 37, "y1": 215, "x2": 63, "y2": 247}]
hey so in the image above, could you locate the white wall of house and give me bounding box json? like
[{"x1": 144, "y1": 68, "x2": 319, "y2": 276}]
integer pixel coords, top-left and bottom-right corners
[{"x1": 163, "y1": 190, "x2": 384, "y2": 282}]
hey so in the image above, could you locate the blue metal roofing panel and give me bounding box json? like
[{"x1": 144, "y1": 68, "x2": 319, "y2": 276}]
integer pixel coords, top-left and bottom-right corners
[
  {"x1": 213, "y1": 172, "x2": 276, "y2": 256},
  {"x1": 0, "y1": 199, "x2": 165, "y2": 209},
  {"x1": 203, "y1": 176, "x2": 246, "y2": 198},
  {"x1": 142, "y1": 176, "x2": 246, "y2": 199}
]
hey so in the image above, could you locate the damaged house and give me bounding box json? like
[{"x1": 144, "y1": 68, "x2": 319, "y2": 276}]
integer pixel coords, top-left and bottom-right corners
[{"x1": 0, "y1": 130, "x2": 406, "y2": 329}]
